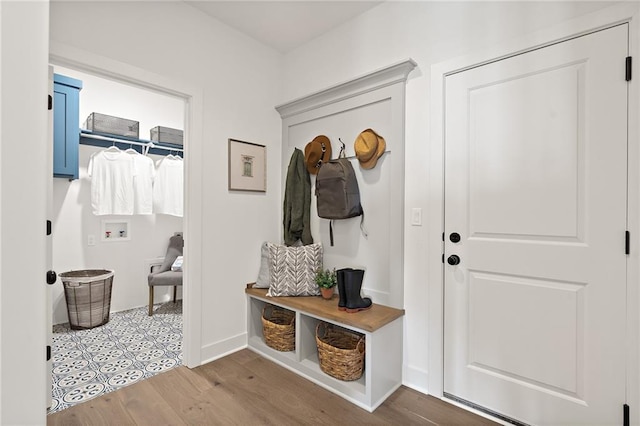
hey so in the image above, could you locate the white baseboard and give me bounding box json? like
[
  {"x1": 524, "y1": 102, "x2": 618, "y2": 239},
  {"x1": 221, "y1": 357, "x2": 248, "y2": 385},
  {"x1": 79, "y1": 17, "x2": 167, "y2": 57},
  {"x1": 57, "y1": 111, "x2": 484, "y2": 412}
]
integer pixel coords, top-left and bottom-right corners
[
  {"x1": 199, "y1": 332, "x2": 247, "y2": 365},
  {"x1": 403, "y1": 364, "x2": 429, "y2": 396}
]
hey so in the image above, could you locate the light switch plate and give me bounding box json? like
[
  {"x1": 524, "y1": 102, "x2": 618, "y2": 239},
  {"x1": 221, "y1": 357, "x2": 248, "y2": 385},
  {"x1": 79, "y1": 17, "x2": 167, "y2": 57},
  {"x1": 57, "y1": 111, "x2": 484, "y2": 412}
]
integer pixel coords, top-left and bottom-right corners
[{"x1": 411, "y1": 208, "x2": 422, "y2": 226}]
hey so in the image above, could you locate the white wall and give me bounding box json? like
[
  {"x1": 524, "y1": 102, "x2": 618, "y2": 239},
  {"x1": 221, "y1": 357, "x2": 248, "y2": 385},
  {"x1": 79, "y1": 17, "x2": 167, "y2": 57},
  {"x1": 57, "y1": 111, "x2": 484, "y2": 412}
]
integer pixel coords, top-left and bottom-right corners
[
  {"x1": 50, "y1": 1, "x2": 283, "y2": 361},
  {"x1": 280, "y1": 1, "x2": 615, "y2": 393},
  {"x1": 55, "y1": 65, "x2": 185, "y2": 136},
  {"x1": 51, "y1": 66, "x2": 184, "y2": 325},
  {"x1": 0, "y1": 1, "x2": 49, "y2": 424},
  {"x1": 46, "y1": 0, "x2": 624, "y2": 407},
  {"x1": 52, "y1": 146, "x2": 184, "y2": 323}
]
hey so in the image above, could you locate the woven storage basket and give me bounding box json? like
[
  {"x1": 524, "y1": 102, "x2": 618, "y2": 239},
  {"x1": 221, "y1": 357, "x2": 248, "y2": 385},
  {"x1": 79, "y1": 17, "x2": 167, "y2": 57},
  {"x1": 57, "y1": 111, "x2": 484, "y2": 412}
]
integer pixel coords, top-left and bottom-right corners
[
  {"x1": 59, "y1": 269, "x2": 114, "y2": 330},
  {"x1": 261, "y1": 305, "x2": 295, "y2": 352},
  {"x1": 315, "y1": 322, "x2": 365, "y2": 381}
]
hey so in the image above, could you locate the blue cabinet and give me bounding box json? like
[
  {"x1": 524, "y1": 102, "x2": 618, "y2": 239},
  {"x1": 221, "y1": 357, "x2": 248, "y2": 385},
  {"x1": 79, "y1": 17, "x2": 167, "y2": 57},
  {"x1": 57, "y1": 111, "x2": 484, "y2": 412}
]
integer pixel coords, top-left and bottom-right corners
[{"x1": 53, "y1": 74, "x2": 82, "y2": 179}]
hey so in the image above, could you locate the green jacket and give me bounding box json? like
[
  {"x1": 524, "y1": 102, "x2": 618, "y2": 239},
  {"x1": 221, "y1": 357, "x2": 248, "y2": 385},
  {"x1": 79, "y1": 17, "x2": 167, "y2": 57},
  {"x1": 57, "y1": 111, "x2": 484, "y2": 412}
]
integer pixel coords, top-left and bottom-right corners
[{"x1": 283, "y1": 148, "x2": 313, "y2": 246}]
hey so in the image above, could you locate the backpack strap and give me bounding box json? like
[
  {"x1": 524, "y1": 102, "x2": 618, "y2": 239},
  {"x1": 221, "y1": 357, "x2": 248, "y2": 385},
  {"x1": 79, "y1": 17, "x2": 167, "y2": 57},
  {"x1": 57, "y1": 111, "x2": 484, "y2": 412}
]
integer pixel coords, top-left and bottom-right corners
[
  {"x1": 360, "y1": 210, "x2": 368, "y2": 238},
  {"x1": 330, "y1": 214, "x2": 367, "y2": 247},
  {"x1": 329, "y1": 220, "x2": 335, "y2": 247}
]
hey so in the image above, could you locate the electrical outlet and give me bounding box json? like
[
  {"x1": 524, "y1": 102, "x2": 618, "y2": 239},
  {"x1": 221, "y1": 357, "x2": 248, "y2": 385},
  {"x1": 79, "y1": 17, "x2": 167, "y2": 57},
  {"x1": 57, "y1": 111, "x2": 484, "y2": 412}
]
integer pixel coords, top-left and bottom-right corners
[{"x1": 88, "y1": 234, "x2": 96, "y2": 246}]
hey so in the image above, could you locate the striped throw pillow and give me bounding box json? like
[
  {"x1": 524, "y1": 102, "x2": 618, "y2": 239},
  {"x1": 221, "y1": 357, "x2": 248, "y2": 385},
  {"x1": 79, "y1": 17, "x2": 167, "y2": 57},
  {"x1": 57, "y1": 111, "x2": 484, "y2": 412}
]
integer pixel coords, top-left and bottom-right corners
[{"x1": 266, "y1": 243, "x2": 322, "y2": 297}]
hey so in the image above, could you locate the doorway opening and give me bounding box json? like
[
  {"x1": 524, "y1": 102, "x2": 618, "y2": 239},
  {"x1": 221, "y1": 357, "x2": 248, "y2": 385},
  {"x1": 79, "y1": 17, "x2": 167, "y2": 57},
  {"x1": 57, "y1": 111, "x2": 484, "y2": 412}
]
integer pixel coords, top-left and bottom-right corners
[{"x1": 48, "y1": 64, "x2": 188, "y2": 413}]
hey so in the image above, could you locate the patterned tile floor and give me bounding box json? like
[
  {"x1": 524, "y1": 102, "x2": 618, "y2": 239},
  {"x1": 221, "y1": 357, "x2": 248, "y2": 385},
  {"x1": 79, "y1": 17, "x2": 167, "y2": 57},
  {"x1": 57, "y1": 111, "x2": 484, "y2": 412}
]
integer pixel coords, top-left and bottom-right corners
[{"x1": 49, "y1": 301, "x2": 183, "y2": 414}]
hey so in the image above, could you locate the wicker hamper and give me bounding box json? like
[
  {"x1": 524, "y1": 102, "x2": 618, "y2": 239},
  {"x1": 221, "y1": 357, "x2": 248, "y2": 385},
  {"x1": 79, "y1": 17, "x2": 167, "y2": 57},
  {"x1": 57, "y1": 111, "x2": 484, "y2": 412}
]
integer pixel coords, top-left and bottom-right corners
[
  {"x1": 261, "y1": 305, "x2": 295, "y2": 351},
  {"x1": 60, "y1": 269, "x2": 114, "y2": 330},
  {"x1": 315, "y1": 322, "x2": 365, "y2": 381}
]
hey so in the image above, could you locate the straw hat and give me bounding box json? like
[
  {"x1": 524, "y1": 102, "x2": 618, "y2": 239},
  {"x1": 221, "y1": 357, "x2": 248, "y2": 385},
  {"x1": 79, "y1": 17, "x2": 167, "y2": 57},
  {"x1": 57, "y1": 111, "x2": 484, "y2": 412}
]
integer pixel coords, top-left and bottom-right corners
[
  {"x1": 354, "y1": 129, "x2": 386, "y2": 169},
  {"x1": 304, "y1": 135, "x2": 332, "y2": 175}
]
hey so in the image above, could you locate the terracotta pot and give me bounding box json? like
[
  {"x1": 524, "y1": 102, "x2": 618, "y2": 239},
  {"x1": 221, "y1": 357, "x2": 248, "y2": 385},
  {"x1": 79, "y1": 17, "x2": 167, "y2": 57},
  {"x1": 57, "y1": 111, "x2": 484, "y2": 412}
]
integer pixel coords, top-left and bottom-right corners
[{"x1": 320, "y1": 287, "x2": 335, "y2": 300}]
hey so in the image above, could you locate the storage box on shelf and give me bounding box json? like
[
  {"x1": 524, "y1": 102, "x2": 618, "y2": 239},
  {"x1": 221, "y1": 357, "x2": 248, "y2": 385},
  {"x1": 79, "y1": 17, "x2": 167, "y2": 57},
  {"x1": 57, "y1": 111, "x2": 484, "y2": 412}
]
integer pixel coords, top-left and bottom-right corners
[
  {"x1": 245, "y1": 285, "x2": 404, "y2": 412},
  {"x1": 84, "y1": 112, "x2": 139, "y2": 138},
  {"x1": 150, "y1": 126, "x2": 183, "y2": 146}
]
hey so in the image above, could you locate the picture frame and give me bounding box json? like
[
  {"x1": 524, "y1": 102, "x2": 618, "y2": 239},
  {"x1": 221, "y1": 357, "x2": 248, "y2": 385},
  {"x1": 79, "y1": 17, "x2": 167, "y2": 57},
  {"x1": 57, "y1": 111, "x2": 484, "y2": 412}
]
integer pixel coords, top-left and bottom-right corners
[{"x1": 228, "y1": 138, "x2": 267, "y2": 192}]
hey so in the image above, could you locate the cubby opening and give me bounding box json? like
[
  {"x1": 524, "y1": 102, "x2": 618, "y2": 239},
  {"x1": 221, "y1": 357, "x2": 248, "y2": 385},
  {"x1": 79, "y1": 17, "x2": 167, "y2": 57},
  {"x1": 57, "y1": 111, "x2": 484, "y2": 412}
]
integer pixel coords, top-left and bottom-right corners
[
  {"x1": 245, "y1": 287, "x2": 404, "y2": 411},
  {"x1": 248, "y1": 297, "x2": 297, "y2": 363}
]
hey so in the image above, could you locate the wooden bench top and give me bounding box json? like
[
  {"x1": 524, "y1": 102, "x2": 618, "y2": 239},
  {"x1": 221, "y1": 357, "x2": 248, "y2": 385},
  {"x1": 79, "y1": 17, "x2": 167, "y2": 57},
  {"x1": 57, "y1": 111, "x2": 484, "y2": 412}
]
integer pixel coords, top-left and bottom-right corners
[{"x1": 245, "y1": 285, "x2": 405, "y2": 333}]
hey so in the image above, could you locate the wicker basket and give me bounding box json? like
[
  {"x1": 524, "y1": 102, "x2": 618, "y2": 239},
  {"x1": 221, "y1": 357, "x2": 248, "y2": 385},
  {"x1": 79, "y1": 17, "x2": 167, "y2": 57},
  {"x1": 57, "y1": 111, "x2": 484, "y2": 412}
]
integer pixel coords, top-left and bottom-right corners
[
  {"x1": 60, "y1": 269, "x2": 114, "y2": 330},
  {"x1": 315, "y1": 322, "x2": 365, "y2": 381},
  {"x1": 261, "y1": 305, "x2": 295, "y2": 352}
]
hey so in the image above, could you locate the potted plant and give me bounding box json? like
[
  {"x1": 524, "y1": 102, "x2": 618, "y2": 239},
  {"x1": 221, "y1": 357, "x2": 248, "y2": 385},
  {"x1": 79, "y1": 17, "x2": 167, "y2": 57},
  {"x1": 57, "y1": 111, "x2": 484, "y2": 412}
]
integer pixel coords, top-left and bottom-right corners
[{"x1": 315, "y1": 268, "x2": 337, "y2": 300}]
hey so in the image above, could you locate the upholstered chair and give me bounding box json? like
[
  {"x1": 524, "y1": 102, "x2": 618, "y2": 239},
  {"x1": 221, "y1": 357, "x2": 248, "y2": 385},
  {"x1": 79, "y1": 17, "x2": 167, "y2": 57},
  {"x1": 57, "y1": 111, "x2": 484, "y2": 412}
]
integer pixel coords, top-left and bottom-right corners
[{"x1": 148, "y1": 234, "x2": 183, "y2": 316}]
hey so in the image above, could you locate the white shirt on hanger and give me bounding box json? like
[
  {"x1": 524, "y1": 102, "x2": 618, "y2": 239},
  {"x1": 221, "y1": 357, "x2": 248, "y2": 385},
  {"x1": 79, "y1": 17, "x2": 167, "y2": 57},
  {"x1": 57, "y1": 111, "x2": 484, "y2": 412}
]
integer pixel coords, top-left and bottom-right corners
[
  {"x1": 126, "y1": 149, "x2": 155, "y2": 215},
  {"x1": 153, "y1": 155, "x2": 183, "y2": 217},
  {"x1": 88, "y1": 148, "x2": 137, "y2": 215}
]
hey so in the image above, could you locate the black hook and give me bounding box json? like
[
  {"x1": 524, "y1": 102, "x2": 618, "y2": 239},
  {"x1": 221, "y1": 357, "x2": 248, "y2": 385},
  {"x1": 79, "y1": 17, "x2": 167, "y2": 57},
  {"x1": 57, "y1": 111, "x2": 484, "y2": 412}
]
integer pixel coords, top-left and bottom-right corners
[{"x1": 338, "y1": 138, "x2": 346, "y2": 158}]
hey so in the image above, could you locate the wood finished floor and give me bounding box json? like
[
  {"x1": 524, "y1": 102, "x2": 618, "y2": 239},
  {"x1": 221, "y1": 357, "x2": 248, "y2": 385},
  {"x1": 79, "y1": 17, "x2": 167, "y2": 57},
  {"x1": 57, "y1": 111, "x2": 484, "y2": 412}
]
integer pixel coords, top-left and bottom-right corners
[{"x1": 47, "y1": 349, "x2": 498, "y2": 425}]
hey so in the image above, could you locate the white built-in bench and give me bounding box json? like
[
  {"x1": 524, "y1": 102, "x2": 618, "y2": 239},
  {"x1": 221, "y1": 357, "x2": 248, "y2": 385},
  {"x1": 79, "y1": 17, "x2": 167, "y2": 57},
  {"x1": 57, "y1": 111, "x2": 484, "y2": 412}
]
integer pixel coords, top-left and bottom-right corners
[{"x1": 245, "y1": 285, "x2": 405, "y2": 412}]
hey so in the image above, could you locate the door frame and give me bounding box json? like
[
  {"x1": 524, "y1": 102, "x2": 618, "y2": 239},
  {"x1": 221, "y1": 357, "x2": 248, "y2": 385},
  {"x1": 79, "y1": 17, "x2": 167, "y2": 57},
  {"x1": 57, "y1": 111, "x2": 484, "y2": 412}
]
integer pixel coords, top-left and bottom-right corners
[
  {"x1": 48, "y1": 41, "x2": 205, "y2": 369},
  {"x1": 427, "y1": 2, "x2": 640, "y2": 416}
]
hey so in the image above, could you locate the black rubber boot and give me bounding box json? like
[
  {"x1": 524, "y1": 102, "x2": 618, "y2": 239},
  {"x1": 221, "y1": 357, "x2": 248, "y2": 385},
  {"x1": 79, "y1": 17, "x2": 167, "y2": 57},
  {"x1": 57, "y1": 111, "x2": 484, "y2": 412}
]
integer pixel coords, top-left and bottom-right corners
[
  {"x1": 344, "y1": 269, "x2": 372, "y2": 313},
  {"x1": 336, "y1": 268, "x2": 351, "y2": 311}
]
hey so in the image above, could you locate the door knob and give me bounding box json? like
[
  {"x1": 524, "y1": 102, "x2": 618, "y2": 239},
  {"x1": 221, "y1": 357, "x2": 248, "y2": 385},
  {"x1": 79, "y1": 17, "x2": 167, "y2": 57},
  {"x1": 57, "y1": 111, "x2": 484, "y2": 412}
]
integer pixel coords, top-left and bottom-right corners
[
  {"x1": 447, "y1": 255, "x2": 461, "y2": 266},
  {"x1": 449, "y1": 232, "x2": 461, "y2": 243},
  {"x1": 46, "y1": 270, "x2": 57, "y2": 285}
]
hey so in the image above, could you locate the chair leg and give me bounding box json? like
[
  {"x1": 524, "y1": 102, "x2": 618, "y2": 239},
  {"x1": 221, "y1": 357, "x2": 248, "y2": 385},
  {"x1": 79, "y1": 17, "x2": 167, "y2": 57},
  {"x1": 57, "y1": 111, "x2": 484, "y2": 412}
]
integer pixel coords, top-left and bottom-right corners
[
  {"x1": 173, "y1": 286, "x2": 177, "y2": 303},
  {"x1": 149, "y1": 287, "x2": 154, "y2": 316}
]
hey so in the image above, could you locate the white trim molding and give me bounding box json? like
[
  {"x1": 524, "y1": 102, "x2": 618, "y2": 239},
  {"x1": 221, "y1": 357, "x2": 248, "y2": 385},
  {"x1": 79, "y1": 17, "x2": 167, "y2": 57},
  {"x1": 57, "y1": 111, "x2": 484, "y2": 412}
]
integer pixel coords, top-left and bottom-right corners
[
  {"x1": 49, "y1": 41, "x2": 205, "y2": 369},
  {"x1": 200, "y1": 333, "x2": 248, "y2": 365},
  {"x1": 276, "y1": 59, "x2": 416, "y2": 309},
  {"x1": 275, "y1": 59, "x2": 417, "y2": 119}
]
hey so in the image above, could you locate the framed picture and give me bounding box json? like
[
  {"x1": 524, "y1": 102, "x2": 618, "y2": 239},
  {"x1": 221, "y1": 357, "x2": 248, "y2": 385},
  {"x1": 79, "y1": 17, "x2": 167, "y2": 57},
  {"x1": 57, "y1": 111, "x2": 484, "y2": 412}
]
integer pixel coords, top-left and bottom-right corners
[{"x1": 228, "y1": 139, "x2": 266, "y2": 192}]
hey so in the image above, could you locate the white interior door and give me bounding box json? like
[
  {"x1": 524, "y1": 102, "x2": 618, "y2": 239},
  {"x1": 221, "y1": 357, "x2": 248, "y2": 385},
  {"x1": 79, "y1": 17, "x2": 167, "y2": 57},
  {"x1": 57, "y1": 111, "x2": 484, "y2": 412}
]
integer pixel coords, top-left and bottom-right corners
[
  {"x1": 444, "y1": 24, "x2": 629, "y2": 425},
  {"x1": 47, "y1": 66, "x2": 54, "y2": 409}
]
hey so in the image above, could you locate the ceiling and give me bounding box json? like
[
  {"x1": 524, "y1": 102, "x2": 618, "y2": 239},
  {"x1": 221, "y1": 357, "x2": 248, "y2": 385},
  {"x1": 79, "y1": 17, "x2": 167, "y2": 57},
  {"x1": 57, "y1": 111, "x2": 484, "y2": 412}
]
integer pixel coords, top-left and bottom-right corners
[{"x1": 184, "y1": 1, "x2": 384, "y2": 53}]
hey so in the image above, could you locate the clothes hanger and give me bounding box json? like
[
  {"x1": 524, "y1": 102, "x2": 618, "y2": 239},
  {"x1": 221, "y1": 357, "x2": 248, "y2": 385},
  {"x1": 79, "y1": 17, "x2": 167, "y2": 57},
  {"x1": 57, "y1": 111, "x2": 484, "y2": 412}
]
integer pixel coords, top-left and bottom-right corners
[
  {"x1": 124, "y1": 143, "x2": 139, "y2": 155},
  {"x1": 104, "y1": 141, "x2": 121, "y2": 153}
]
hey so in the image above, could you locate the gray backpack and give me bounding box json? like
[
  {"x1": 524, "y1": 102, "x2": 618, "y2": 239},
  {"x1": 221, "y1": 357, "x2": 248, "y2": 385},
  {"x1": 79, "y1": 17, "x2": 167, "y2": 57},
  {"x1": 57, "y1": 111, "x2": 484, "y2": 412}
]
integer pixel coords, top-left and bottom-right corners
[{"x1": 315, "y1": 148, "x2": 365, "y2": 245}]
